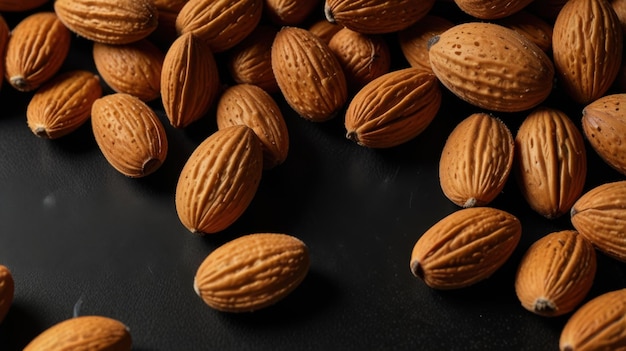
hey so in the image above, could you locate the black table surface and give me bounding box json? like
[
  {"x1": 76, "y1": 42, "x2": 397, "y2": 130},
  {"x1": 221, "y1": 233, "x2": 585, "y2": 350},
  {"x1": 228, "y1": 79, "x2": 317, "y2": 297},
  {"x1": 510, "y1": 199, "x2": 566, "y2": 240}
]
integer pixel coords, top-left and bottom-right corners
[{"x1": 1, "y1": 3, "x2": 625, "y2": 351}]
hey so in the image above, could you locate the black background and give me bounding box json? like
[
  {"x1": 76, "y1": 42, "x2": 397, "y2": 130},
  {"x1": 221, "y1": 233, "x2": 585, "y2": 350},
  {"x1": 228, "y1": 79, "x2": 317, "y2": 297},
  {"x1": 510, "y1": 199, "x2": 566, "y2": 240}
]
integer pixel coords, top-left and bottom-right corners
[{"x1": 1, "y1": 2, "x2": 625, "y2": 350}]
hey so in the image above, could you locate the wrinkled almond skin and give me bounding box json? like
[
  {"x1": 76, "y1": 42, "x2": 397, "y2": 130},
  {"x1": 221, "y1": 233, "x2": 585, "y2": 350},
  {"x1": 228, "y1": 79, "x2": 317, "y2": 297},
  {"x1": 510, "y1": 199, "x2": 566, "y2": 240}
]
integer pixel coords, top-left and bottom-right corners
[
  {"x1": 91, "y1": 93, "x2": 168, "y2": 178},
  {"x1": 439, "y1": 112, "x2": 514, "y2": 208},
  {"x1": 552, "y1": 0, "x2": 623, "y2": 104},
  {"x1": 54, "y1": 0, "x2": 158, "y2": 45},
  {"x1": 4, "y1": 12, "x2": 71, "y2": 92},
  {"x1": 559, "y1": 288, "x2": 626, "y2": 351},
  {"x1": 398, "y1": 15, "x2": 455, "y2": 73},
  {"x1": 27, "y1": 70, "x2": 102, "y2": 139},
  {"x1": 497, "y1": 10, "x2": 553, "y2": 53},
  {"x1": 581, "y1": 93, "x2": 626, "y2": 176},
  {"x1": 453, "y1": 0, "x2": 534, "y2": 19},
  {"x1": 175, "y1": 125, "x2": 263, "y2": 235},
  {"x1": 161, "y1": 32, "x2": 220, "y2": 128},
  {"x1": 23, "y1": 315, "x2": 132, "y2": 351},
  {"x1": 0, "y1": 265, "x2": 14, "y2": 324},
  {"x1": 428, "y1": 22, "x2": 554, "y2": 113},
  {"x1": 345, "y1": 67, "x2": 441, "y2": 148},
  {"x1": 410, "y1": 207, "x2": 522, "y2": 290},
  {"x1": 515, "y1": 230, "x2": 596, "y2": 317},
  {"x1": 93, "y1": 40, "x2": 164, "y2": 102},
  {"x1": 176, "y1": 0, "x2": 263, "y2": 53},
  {"x1": 324, "y1": 0, "x2": 435, "y2": 34},
  {"x1": 265, "y1": 0, "x2": 321, "y2": 26},
  {"x1": 0, "y1": 0, "x2": 48, "y2": 11},
  {"x1": 271, "y1": 26, "x2": 348, "y2": 122},
  {"x1": 515, "y1": 107, "x2": 587, "y2": 219},
  {"x1": 216, "y1": 84, "x2": 289, "y2": 169},
  {"x1": 571, "y1": 180, "x2": 626, "y2": 262},
  {"x1": 194, "y1": 233, "x2": 310, "y2": 312}
]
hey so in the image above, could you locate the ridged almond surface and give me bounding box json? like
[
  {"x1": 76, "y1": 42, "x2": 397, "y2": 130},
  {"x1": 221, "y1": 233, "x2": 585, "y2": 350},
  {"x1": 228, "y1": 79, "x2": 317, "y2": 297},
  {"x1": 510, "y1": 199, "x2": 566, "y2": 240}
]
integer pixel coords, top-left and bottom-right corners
[
  {"x1": 91, "y1": 93, "x2": 168, "y2": 178},
  {"x1": 552, "y1": 0, "x2": 623, "y2": 104},
  {"x1": 453, "y1": 0, "x2": 534, "y2": 19},
  {"x1": 344, "y1": 67, "x2": 441, "y2": 148},
  {"x1": 497, "y1": 10, "x2": 553, "y2": 53},
  {"x1": 54, "y1": 0, "x2": 158, "y2": 45},
  {"x1": 175, "y1": 125, "x2": 263, "y2": 235},
  {"x1": 581, "y1": 93, "x2": 626, "y2": 176},
  {"x1": 175, "y1": 0, "x2": 263, "y2": 53},
  {"x1": 271, "y1": 26, "x2": 347, "y2": 122},
  {"x1": 265, "y1": 0, "x2": 321, "y2": 26},
  {"x1": 194, "y1": 233, "x2": 310, "y2": 312},
  {"x1": 398, "y1": 15, "x2": 455, "y2": 73},
  {"x1": 0, "y1": 265, "x2": 14, "y2": 324},
  {"x1": 0, "y1": 0, "x2": 48, "y2": 11},
  {"x1": 4, "y1": 12, "x2": 70, "y2": 92},
  {"x1": 160, "y1": 32, "x2": 220, "y2": 128},
  {"x1": 439, "y1": 112, "x2": 514, "y2": 208},
  {"x1": 27, "y1": 70, "x2": 102, "y2": 139},
  {"x1": 324, "y1": 0, "x2": 435, "y2": 34},
  {"x1": 571, "y1": 180, "x2": 626, "y2": 262},
  {"x1": 93, "y1": 40, "x2": 164, "y2": 102},
  {"x1": 23, "y1": 315, "x2": 132, "y2": 351},
  {"x1": 216, "y1": 84, "x2": 289, "y2": 169},
  {"x1": 515, "y1": 107, "x2": 587, "y2": 219},
  {"x1": 428, "y1": 22, "x2": 554, "y2": 113},
  {"x1": 410, "y1": 207, "x2": 522, "y2": 290},
  {"x1": 559, "y1": 288, "x2": 626, "y2": 351},
  {"x1": 515, "y1": 230, "x2": 596, "y2": 317}
]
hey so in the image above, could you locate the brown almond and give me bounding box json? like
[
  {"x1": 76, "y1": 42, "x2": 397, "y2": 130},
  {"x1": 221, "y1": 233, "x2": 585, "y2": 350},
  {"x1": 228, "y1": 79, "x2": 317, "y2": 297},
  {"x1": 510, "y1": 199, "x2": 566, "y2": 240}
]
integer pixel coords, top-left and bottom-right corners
[
  {"x1": 453, "y1": 0, "x2": 534, "y2": 19},
  {"x1": 439, "y1": 112, "x2": 514, "y2": 208},
  {"x1": 0, "y1": 265, "x2": 14, "y2": 324},
  {"x1": 194, "y1": 233, "x2": 309, "y2": 312},
  {"x1": 265, "y1": 0, "x2": 321, "y2": 26},
  {"x1": 398, "y1": 15, "x2": 455, "y2": 73},
  {"x1": 497, "y1": 10, "x2": 553, "y2": 53},
  {"x1": 308, "y1": 19, "x2": 343, "y2": 44}
]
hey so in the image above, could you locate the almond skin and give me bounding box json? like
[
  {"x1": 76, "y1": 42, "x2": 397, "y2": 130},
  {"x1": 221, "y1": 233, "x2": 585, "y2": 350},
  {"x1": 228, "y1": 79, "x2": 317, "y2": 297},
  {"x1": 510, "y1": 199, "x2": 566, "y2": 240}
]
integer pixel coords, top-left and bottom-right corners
[
  {"x1": 410, "y1": 207, "x2": 522, "y2": 290},
  {"x1": 175, "y1": 125, "x2": 263, "y2": 235},
  {"x1": 194, "y1": 233, "x2": 310, "y2": 312},
  {"x1": 514, "y1": 230, "x2": 596, "y2": 317},
  {"x1": 398, "y1": 15, "x2": 455, "y2": 73},
  {"x1": 344, "y1": 67, "x2": 441, "y2": 148},
  {"x1": 559, "y1": 288, "x2": 626, "y2": 351},
  {"x1": 54, "y1": 0, "x2": 158, "y2": 45},
  {"x1": 515, "y1": 107, "x2": 587, "y2": 219},
  {"x1": 439, "y1": 112, "x2": 514, "y2": 208},
  {"x1": 453, "y1": 0, "x2": 534, "y2": 19},
  {"x1": 581, "y1": 93, "x2": 626, "y2": 176},
  {"x1": 91, "y1": 93, "x2": 168, "y2": 178},
  {"x1": 4, "y1": 12, "x2": 71, "y2": 92},
  {"x1": 428, "y1": 22, "x2": 554, "y2": 113},
  {"x1": 571, "y1": 180, "x2": 626, "y2": 262},
  {"x1": 0, "y1": 265, "x2": 14, "y2": 324},
  {"x1": 23, "y1": 315, "x2": 132, "y2": 351},
  {"x1": 27, "y1": 70, "x2": 103, "y2": 139}
]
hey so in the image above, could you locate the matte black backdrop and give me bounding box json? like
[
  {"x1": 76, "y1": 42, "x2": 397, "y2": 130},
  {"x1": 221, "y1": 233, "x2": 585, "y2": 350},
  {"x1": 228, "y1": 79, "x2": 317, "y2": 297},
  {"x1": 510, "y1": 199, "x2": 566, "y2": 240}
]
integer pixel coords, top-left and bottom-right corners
[{"x1": 0, "y1": 2, "x2": 625, "y2": 351}]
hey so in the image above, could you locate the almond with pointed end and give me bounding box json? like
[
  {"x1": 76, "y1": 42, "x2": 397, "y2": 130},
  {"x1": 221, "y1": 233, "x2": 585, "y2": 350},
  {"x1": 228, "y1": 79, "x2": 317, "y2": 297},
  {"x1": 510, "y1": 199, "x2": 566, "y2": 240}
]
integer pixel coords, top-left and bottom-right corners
[
  {"x1": 398, "y1": 15, "x2": 454, "y2": 73},
  {"x1": 23, "y1": 315, "x2": 132, "y2": 351},
  {"x1": 0, "y1": 265, "x2": 14, "y2": 324},
  {"x1": 175, "y1": 125, "x2": 263, "y2": 235},
  {"x1": 4, "y1": 12, "x2": 71, "y2": 92},
  {"x1": 410, "y1": 207, "x2": 522, "y2": 290},
  {"x1": 27, "y1": 70, "x2": 102, "y2": 139},
  {"x1": 91, "y1": 93, "x2": 168, "y2": 178},
  {"x1": 439, "y1": 112, "x2": 514, "y2": 208},
  {"x1": 515, "y1": 230, "x2": 596, "y2": 317},
  {"x1": 453, "y1": 0, "x2": 534, "y2": 19}
]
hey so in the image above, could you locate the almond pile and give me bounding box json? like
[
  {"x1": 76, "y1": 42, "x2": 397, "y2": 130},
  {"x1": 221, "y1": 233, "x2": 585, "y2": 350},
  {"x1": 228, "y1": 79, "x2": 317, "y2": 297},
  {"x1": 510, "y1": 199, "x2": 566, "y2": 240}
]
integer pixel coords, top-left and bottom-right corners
[{"x1": 0, "y1": 0, "x2": 625, "y2": 349}]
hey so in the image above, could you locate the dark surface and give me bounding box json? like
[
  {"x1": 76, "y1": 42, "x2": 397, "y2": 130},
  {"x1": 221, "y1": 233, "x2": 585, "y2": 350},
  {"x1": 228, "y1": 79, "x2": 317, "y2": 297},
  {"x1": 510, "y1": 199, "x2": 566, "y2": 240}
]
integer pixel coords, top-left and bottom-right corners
[{"x1": 1, "y1": 3, "x2": 625, "y2": 351}]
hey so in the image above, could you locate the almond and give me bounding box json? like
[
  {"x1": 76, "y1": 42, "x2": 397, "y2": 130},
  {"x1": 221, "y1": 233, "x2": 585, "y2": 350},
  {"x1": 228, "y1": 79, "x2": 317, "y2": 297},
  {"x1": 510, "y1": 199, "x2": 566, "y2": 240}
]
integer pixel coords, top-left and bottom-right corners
[
  {"x1": 497, "y1": 10, "x2": 553, "y2": 53},
  {"x1": 515, "y1": 107, "x2": 587, "y2": 219},
  {"x1": 571, "y1": 180, "x2": 626, "y2": 262},
  {"x1": 160, "y1": 32, "x2": 220, "y2": 128},
  {"x1": 344, "y1": 67, "x2": 441, "y2": 148},
  {"x1": 552, "y1": 0, "x2": 623, "y2": 104},
  {"x1": 216, "y1": 84, "x2": 289, "y2": 169},
  {"x1": 27, "y1": 70, "x2": 103, "y2": 139},
  {"x1": 4, "y1": 12, "x2": 71, "y2": 92},
  {"x1": 453, "y1": 0, "x2": 534, "y2": 19},
  {"x1": 175, "y1": 125, "x2": 263, "y2": 235},
  {"x1": 581, "y1": 93, "x2": 626, "y2": 176},
  {"x1": 54, "y1": 0, "x2": 158, "y2": 45},
  {"x1": 23, "y1": 315, "x2": 132, "y2": 351},
  {"x1": 271, "y1": 26, "x2": 348, "y2": 122},
  {"x1": 439, "y1": 112, "x2": 514, "y2": 208},
  {"x1": 514, "y1": 230, "x2": 596, "y2": 317},
  {"x1": 91, "y1": 93, "x2": 168, "y2": 178},
  {"x1": 0, "y1": 0, "x2": 48, "y2": 11},
  {"x1": 410, "y1": 207, "x2": 522, "y2": 290},
  {"x1": 194, "y1": 233, "x2": 309, "y2": 312},
  {"x1": 308, "y1": 19, "x2": 343, "y2": 44},
  {"x1": 559, "y1": 288, "x2": 626, "y2": 351},
  {"x1": 175, "y1": 0, "x2": 263, "y2": 53},
  {"x1": 398, "y1": 15, "x2": 455, "y2": 73},
  {"x1": 265, "y1": 0, "x2": 321, "y2": 26},
  {"x1": 428, "y1": 22, "x2": 555, "y2": 113},
  {"x1": 0, "y1": 265, "x2": 14, "y2": 324},
  {"x1": 93, "y1": 39, "x2": 164, "y2": 102}
]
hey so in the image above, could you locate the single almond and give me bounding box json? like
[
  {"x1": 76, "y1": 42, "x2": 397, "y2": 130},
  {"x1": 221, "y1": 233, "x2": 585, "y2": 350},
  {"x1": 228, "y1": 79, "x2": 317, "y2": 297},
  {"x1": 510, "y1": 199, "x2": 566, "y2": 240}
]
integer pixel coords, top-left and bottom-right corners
[{"x1": 453, "y1": 0, "x2": 534, "y2": 19}]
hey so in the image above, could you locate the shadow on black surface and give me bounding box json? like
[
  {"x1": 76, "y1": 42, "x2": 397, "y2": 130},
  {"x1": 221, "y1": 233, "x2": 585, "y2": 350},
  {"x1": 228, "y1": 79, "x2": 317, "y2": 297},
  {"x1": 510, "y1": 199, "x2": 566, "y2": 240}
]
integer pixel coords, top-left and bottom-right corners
[{"x1": 0, "y1": 302, "x2": 46, "y2": 350}]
